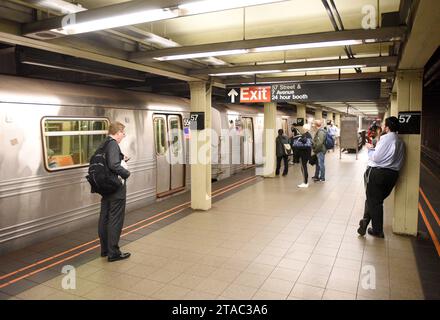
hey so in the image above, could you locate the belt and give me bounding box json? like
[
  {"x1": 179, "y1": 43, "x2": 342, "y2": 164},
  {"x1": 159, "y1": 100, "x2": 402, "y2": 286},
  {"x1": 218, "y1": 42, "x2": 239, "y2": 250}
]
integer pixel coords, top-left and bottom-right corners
[{"x1": 367, "y1": 166, "x2": 398, "y2": 173}]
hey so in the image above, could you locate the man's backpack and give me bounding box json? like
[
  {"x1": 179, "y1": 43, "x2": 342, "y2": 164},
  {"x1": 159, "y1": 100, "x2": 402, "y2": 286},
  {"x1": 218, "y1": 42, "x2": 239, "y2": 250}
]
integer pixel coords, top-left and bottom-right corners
[
  {"x1": 324, "y1": 131, "x2": 335, "y2": 149},
  {"x1": 86, "y1": 139, "x2": 122, "y2": 196}
]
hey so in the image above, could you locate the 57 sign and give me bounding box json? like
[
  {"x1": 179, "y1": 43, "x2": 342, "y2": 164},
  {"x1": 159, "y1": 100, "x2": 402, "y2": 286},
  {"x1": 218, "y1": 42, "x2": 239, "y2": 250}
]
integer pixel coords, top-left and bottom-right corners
[{"x1": 397, "y1": 111, "x2": 421, "y2": 134}]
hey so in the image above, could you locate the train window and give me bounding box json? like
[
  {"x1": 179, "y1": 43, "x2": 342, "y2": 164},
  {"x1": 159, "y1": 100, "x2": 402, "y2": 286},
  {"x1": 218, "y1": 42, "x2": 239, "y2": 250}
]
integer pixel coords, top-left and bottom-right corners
[
  {"x1": 42, "y1": 118, "x2": 109, "y2": 171},
  {"x1": 154, "y1": 117, "x2": 167, "y2": 155},
  {"x1": 168, "y1": 117, "x2": 182, "y2": 157}
]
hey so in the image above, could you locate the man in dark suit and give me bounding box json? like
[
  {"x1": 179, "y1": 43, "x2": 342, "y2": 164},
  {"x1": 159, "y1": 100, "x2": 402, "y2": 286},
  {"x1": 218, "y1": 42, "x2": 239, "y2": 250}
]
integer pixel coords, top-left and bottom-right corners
[{"x1": 98, "y1": 121, "x2": 131, "y2": 262}]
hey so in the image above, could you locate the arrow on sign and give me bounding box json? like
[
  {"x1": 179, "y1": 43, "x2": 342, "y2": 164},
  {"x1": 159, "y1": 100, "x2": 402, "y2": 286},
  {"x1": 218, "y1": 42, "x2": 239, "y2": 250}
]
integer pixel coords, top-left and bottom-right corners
[{"x1": 228, "y1": 88, "x2": 239, "y2": 103}]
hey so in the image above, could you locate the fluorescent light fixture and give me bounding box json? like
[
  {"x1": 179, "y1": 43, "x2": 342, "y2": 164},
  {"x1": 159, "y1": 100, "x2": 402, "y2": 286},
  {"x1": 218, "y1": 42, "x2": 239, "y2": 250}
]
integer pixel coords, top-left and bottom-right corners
[
  {"x1": 36, "y1": 0, "x2": 86, "y2": 14},
  {"x1": 178, "y1": 0, "x2": 284, "y2": 15},
  {"x1": 146, "y1": 34, "x2": 180, "y2": 48},
  {"x1": 154, "y1": 39, "x2": 366, "y2": 61},
  {"x1": 155, "y1": 49, "x2": 248, "y2": 61},
  {"x1": 51, "y1": 8, "x2": 178, "y2": 35},
  {"x1": 286, "y1": 65, "x2": 366, "y2": 72},
  {"x1": 210, "y1": 65, "x2": 365, "y2": 77},
  {"x1": 251, "y1": 40, "x2": 363, "y2": 53},
  {"x1": 203, "y1": 57, "x2": 228, "y2": 65},
  {"x1": 209, "y1": 69, "x2": 281, "y2": 76}
]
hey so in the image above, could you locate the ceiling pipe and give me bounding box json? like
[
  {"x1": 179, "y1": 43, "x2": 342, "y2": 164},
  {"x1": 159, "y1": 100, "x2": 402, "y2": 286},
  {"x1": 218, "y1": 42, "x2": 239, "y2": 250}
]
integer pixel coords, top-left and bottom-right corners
[{"x1": 321, "y1": 0, "x2": 362, "y2": 73}]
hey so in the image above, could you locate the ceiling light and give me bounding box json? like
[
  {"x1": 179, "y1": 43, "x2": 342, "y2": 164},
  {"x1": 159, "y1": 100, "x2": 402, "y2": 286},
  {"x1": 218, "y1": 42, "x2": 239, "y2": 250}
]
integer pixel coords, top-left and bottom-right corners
[
  {"x1": 146, "y1": 34, "x2": 180, "y2": 48},
  {"x1": 178, "y1": 0, "x2": 284, "y2": 15},
  {"x1": 209, "y1": 70, "x2": 281, "y2": 76},
  {"x1": 154, "y1": 39, "x2": 366, "y2": 61},
  {"x1": 251, "y1": 40, "x2": 363, "y2": 53},
  {"x1": 286, "y1": 65, "x2": 366, "y2": 72},
  {"x1": 155, "y1": 49, "x2": 248, "y2": 61},
  {"x1": 203, "y1": 57, "x2": 228, "y2": 65},
  {"x1": 51, "y1": 8, "x2": 178, "y2": 35}
]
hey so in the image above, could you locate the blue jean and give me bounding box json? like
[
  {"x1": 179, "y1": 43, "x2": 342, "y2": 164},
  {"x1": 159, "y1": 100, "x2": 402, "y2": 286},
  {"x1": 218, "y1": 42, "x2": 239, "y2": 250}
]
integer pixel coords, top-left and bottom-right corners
[{"x1": 314, "y1": 152, "x2": 325, "y2": 179}]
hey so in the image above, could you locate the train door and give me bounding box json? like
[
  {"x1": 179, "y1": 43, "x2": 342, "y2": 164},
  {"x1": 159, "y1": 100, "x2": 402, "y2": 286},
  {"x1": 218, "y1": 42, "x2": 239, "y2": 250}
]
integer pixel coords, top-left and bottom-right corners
[
  {"x1": 153, "y1": 114, "x2": 185, "y2": 197},
  {"x1": 242, "y1": 117, "x2": 254, "y2": 166}
]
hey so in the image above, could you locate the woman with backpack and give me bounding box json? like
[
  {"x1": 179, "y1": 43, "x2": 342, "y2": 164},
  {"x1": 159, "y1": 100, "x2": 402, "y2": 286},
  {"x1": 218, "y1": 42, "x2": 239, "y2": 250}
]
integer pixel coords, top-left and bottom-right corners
[{"x1": 293, "y1": 124, "x2": 313, "y2": 188}]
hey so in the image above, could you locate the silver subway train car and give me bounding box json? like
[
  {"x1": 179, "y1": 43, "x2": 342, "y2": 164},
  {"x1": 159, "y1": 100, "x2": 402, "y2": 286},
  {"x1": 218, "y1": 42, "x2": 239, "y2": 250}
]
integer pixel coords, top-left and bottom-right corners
[{"x1": 0, "y1": 75, "x2": 301, "y2": 254}]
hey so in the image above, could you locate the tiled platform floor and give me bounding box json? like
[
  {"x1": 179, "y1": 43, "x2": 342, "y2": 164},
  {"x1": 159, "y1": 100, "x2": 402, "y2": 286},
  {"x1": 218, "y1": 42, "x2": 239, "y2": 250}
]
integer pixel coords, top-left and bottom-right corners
[{"x1": 5, "y1": 149, "x2": 432, "y2": 300}]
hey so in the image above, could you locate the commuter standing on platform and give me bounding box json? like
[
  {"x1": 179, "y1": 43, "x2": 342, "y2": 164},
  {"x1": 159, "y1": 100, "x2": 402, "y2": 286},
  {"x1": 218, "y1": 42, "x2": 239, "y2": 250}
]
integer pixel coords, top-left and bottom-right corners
[
  {"x1": 294, "y1": 124, "x2": 313, "y2": 188},
  {"x1": 98, "y1": 121, "x2": 131, "y2": 262},
  {"x1": 327, "y1": 120, "x2": 337, "y2": 152},
  {"x1": 312, "y1": 120, "x2": 327, "y2": 182},
  {"x1": 275, "y1": 129, "x2": 289, "y2": 176},
  {"x1": 358, "y1": 116, "x2": 405, "y2": 238}
]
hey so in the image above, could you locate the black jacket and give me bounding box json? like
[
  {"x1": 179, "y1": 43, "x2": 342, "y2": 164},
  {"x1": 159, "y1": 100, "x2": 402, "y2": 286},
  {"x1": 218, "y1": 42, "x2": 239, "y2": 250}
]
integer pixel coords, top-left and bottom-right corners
[
  {"x1": 276, "y1": 134, "x2": 289, "y2": 157},
  {"x1": 104, "y1": 136, "x2": 130, "y2": 199},
  {"x1": 296, "y1": 132, "x2": 312, "y2": 160}
]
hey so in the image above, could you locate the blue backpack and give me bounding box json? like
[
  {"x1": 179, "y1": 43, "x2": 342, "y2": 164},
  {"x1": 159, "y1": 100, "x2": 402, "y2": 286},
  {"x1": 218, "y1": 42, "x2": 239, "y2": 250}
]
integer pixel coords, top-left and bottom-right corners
[{"x1": 324, "y1": 131, "x2": 335, "y2": 149}]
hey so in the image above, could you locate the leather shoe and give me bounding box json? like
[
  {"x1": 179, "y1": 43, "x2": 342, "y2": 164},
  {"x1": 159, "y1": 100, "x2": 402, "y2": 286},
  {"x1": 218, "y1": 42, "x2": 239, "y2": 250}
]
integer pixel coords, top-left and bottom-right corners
[
  {"x1": 357, "y1": 219, "x2": 368, "y2": 236},
  {"x1": 108, "y1": 252, "x2": 131, "y2": 262},
  {"x1": 367, "y1": 227, "x2": 384, "y2": 238},
  {"x1": 100, "y1": 252, "x2": 107, "y2": 257}
]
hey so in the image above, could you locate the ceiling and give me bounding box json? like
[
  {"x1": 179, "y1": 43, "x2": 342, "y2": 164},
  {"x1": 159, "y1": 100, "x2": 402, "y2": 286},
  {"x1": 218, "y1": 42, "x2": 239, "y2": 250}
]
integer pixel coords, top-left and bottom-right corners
[{"x1": 0, "y1": 0, "x2": 435, "y2": 116}]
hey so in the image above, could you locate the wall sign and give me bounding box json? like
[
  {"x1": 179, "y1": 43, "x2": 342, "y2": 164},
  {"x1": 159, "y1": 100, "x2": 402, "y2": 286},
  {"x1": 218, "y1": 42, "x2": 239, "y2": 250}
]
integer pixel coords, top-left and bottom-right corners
[
  {"x1": 240, "y1": 86, "x2": 271, "y2": 103},
  {"x1": 189, "y1": 112, "x2": 205, "y2": 130},
  {"x1": 227, "y1": 80, "x2": 381, "y2": 103},
  {"x1": 296, "y1": 118, "x2": 304, "y2": 126},
  {"x1": 397, "y1": 111, "x2": 421, "y2": 134}
]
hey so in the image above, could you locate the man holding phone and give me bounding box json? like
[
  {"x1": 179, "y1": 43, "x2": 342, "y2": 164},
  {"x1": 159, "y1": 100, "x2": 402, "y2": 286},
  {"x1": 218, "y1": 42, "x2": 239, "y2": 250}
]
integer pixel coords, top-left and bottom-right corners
[
  {"x1": 98, "y1": 121, "x2": 131, "y2": 262},
  {"x1": 358, "y1": 116, "x2": 405, "y2": 238}
]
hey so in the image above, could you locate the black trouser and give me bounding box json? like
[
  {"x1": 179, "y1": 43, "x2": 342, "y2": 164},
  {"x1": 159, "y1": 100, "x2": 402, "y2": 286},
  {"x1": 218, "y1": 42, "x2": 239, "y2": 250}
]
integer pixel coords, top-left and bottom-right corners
[
  {"x1": 276, "y1": 155, "x2": 289, "y2": 175},
  {"x1": 98, "y1": 194, "x2": 126, "y2": 257},
  {"x1": 300, "y1": 154, "x2": 309, "y2": 183},
  {"x1": 363, "y1": 167, "x2": 399, "y2": 233}
]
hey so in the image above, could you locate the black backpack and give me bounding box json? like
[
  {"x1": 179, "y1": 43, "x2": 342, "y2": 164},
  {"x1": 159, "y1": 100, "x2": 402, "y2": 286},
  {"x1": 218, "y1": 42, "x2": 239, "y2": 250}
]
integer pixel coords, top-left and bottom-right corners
[{"x1": 86, "y1": 139, "x2": 122, "y2": 196}]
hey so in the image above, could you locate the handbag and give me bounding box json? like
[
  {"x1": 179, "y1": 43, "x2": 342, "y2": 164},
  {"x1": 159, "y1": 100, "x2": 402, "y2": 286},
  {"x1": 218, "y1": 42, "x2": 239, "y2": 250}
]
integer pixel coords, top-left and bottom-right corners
[
  {"x1": 293, "y1": 137, "x2": 312, "y2": 149},
  {"x1": 283, "y1": 143, "x2": 292, "y2": 156},
  {"x1": 309, "y1": 154, "x2": 317, "y2": 166}
]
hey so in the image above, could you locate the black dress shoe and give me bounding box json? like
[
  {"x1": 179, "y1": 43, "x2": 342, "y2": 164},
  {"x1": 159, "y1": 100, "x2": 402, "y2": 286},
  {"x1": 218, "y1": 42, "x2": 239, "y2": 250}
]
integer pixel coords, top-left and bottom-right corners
[
  {"x1": 108, "y1": 252, "x2": 131, "y2": 262},
  {"x1": 367, "y1": 228, "x2": 384, "y2": 238},
  {"x1": 100, "y1": 252, "x2": 107, "y2": 257},
  {"x1": 357, "y1": 219, "x2": 368, "y2": 236}
]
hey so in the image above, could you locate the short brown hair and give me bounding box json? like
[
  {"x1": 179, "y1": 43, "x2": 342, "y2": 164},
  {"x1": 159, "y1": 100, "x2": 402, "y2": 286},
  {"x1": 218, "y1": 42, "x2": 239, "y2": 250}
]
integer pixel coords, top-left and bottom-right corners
[{"x1": 108, "y1": 121, "x2": 125, "y2": 135}]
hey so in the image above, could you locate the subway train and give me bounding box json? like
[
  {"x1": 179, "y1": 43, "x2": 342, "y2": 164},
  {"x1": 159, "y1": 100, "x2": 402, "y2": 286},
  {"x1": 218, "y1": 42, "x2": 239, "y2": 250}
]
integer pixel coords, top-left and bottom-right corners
[{"x1": 0, "y1": 75, "x2": 308, "y2": 254}]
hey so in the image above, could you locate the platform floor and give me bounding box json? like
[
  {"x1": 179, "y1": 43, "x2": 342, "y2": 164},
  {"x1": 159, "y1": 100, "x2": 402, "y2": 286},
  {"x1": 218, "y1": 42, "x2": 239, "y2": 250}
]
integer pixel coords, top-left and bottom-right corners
[{"x1": 2, "y1": 149, "x2": 439, "y2": 300}]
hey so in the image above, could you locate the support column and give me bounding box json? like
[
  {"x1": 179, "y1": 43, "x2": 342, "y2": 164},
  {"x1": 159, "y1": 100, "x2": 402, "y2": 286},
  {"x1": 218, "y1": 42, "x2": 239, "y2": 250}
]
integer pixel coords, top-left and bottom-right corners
[
  {"x1": 358, "y1": 116, "x2": 363, "y2": 131},
  {"x1": 314, "y1": 107, "x2": 322, "y2": 120},
  {"x1": 335, "y1": 113, "x2": 341, "y2": 128},
  {"x1": 390, "y1": 92, "x2": 398, "y2": 117},
  {"x1": 259, "y1": 102, "x2": 277, "y2": 177},
  {"x1": 383, "y1": 109, "x2": 390, "y2": 123},
  {"x1": 189, "y1": 81, "x2": 211, "y2": 210},
  {"x1": 392, "y1": 70, "x2": 423, "y2": 236},
  {"x1": 327, "y1": 112, "x2": 334, "y2": 124}
]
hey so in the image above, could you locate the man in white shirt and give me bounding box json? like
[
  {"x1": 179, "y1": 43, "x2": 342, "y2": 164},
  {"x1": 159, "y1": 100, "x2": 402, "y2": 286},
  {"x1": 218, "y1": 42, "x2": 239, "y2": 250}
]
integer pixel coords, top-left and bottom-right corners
[{"x1": 357, "y1": 116, "x2": 405, "y2": 238}]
